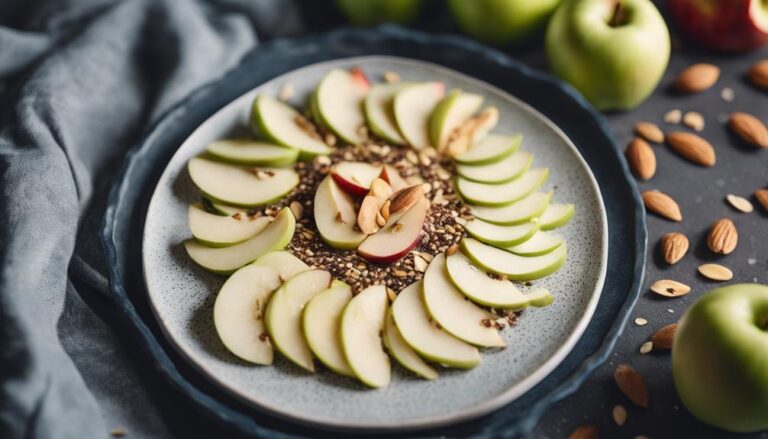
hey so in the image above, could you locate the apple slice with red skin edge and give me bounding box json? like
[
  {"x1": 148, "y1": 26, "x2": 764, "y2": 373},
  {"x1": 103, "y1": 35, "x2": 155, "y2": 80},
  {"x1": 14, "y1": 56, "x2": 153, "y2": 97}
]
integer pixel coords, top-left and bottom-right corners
[
  {"x1": 463, "y1": 218, "x2": 539, "y2": 247},
  {"x1": 422, "y1": 253, "x2": 506, "y2": 347},
  {"x1": 252, "y1": 250, "x2": 309, "y2": 281},
  {"x1": 456, "y1": 150, "x2": 533, "y2": 184},
  {"x1": 445, "y1": 251, "x2": 553, "y2": 309},
  {"x1": 457, "y1": 168, "x2": 549, "y2": 207},
  {"x1": 538, "y1": 203, "x2": 575, "y2": 230},
  {"x1": 316, "y1": 68, "x2": 371, "y2": 145},
  {"x1": 250, "y1": 95, "x2": 331, "y2": 159},
  {"x1": 392, "y1": 281, "x2": 481, "y2": 369},
  {"x1": 455, "y1": 134, "x2": 522, "y2": 166},
  {"x1": 340, "y1": 285, "x2": 391, "y2": 388},
  {"x1": 383, "y1": 308, "x2": 438, "y2": 380},
  {"x1": 504, "y1": 231, "x2": 565, "y2": 256},
  {"x1": 460, "y1": 238, "x2": 567, "y2": 281},
  {"x1": 470, "y1": 191, "x2": 553, "y2": 225},
  {"x1": 314, "y1": 176, "x2": 366, "y2": 250},
  {"x1": 188, "y1": 204, "x2": 271, "y2": 247},
  {"x1": 364, "y1": 83, "x2": 409, "y2": 145},
  {"x1": 213, "y1": 265, "x2": 282, "y2": 365},
  {"x1": 429, "y1": 89, "x2": 484, "y2": 150},
  {"x1": 330, "y1": 162, "x2": 383, "y2": 198},
  {"x1": 264, "y1": 269, "x2": 333, "y2": 372},
  {"x1": 379, "y1": 165, "x2": 409, "y2": 191},
  {"x1": 394, "y1": 82, "x2": 445, "y2": 150},
  {"x1": 184, "y1": 207, "x2": 296, "y2": 274},
  {"x1": 358, "y1": 197, "x2": 427, "y2": 264},
  {"x1": 302, "y1": 280, "x2": 355, "y2": 377},
  {"x1": 205, "y1": 139, "x2": 299, "y2": 167}
]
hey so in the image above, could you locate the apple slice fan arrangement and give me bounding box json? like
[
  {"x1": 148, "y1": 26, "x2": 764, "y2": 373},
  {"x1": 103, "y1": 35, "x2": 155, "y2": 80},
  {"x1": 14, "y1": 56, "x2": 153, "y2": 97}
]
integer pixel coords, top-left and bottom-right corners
[{"x1": 182, "y1": 68, "x2": 574, "y2": 387}]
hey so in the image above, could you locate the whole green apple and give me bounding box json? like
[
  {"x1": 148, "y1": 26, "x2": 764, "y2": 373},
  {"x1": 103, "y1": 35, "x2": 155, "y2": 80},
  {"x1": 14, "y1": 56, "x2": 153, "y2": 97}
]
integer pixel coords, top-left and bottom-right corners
[
  {"x1": 336, "y1": 0, "x2": 422, "y2": 26},
  {"x1": 672, "y1": 283, "x2": 768, "y2": 433},
  {"x1": 545, "y1": 0, "x2": 670, "y2": 111},
  {"x1": 448, "y1": 0, "x2": 563, "y2": 45}
]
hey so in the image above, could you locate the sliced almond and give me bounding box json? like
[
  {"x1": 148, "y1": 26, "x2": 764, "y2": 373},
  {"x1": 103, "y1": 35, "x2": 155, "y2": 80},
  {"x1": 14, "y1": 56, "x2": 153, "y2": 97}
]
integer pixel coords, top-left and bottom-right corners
[
  {"x1": 725, "y1": 194, "x2": 754, "y2": 213},
  {"x1": 445, "y1": 106, "x2": 499, "y2": 156},
  {"x1": 747, "y1": 59, "x2": 768, "y2": 90},
  {"x1": 289, "y1": 201, "x2": 304, "y2": 221},
  {"x1": 650, "y1": 279, "x2": 690, "y2": 298},
  {"x1": 639, "y1": 341, "x2": 653, "y2": 355},
  {"x1": 369, "y1": 178, "x2": 393, "y2": 206},
  {"x1": 755, "y1": 189, "x2": 768, "y2": 212},
  {"x1": 625, "y1": 138, "x2": 656, "y2": 180},
  {"x1": 413, "y1": 254, "x2": 429, "y2": 272},
  {"x1": 664, "y1": 109, "x2": 682, "y2": 124},
  {"x1": 635, "y1": 317, "x2": 648, "y2": 326},
  {"x1": 675, "y1": 63, "x2": 720, "y2": 93},
  {"x1": 568, "y1": 425, "x2": 598, "y2": 439},
  {"x1": 380, "y1": 200, "x2": 391, "y2": 220},
  {"x1": 357, "y1": 195, "x2": 380, "y2": 235},
  {"x1": 728, "y1": 112, "x2": 768, "y2": 149},
  {"x1": 707, "y1": 218, "x2": 738, "y2": 255},
  {"x1": 383, "y1": 71, "x2": 401, "y2": 83},
  {"x1": 642, "y1": 190, "x2": 682, "y2": 222},
  {"x1": 612, "y1": 404, "x2": 628, "y2": 426},
  {"x1": 389, "y1": 184, "x2": 425, "y2": 214},
  {"x1": 698, "y1": 263, "x2": 733, "y2": 281},
  {"x1": 682, "y1": 111, "x2": 705, "y2": 132},
  {"x1": 614, "y1": 364, "x2": 649, "y2": 408},
  {"x1": 666, "y1": 131, "x2": 716, "y2": 166},
  {"x1": 446, "y1": 244, "x2": 458, "y2": 256},
  {"x1": 634, "y1": 122, "x2": 665, "y2": 143},
  {"x1": 650, "y1": 323, "x2": 677, "y2": 350},
  {"x1": 661, "y1": 232, "x2": 689, "y2": 265}
]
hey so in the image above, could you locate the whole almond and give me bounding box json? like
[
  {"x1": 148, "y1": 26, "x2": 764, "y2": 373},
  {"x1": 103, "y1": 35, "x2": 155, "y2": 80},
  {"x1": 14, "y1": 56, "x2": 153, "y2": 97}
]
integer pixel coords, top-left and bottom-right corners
[
  {"x1": 661, "y1": 232, "x2": 689, "y2": 264},
  {"x1": 755, "y1": 189, "x2": 768, "y2": 212},
  {"x1": 612, "y1": 405, "x2": 628, "y2": 426},
  {"x1": 675, "y1": 63, "x2": 720, "y2": 93},
  {"x1": 389, "y1": 184, "x2": 425, "y2": 214},
  {"x1": 626, "y1": 138, "x2": 656, "y2": 180},
  {"x1": 614, "y1": 364, "x2": 649, "y2": 408},
  {"x1": 698, "y1": 263, "x2": 733, "y2": 281},
  {"x1": 729, "y1": 112, "x2": 768, "y2": 149},
  {"x1": 666, "y1": 132, "x2": 716, "y2": 166},
  {"x1": 634, "y1": 122, "x2": 665, "y2": 143},
  {"x1": 650, "y1": 323, "x2": 677, "y2": 350},
  {"x1": 568, "y1": 425, "x2": 598, "y2": 439},
  {"x1": 707, "y1": 218, "x2": 738, "y2": 254},
  {"x1": 650, "y1": 279, "x2": 691, "y2": 298},
  {"x1": 642, "y1": 190, "x2": 682, "y2": 221},
  {"x1": 748, "y1": 59, "x2": 768, "y2": 89},
  {"x1": 357, "y1": 195, "x2": 380, "y2": 235}
]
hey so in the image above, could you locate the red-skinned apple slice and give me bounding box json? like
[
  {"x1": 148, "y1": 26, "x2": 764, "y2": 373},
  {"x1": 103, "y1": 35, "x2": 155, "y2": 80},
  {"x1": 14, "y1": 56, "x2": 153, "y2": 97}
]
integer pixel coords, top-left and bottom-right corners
[
  {"x1": 379, "y1": 165, "x2": 409, "y2": 191},
  {"x1": 330, "y1": 162, "x2": 383, "y2": 198},
  {"x1": 314, "y1": 176, "x2": 366, "y2": 250},
  {"x1": 358, "y1": 198, "x2": 427, "y2": 264}
]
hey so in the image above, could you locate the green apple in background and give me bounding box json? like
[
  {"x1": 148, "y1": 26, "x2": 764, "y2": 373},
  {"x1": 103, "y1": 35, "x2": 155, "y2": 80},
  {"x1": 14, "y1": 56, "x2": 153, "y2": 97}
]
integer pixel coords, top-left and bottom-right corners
[
  {"x1": 336, "y1": 0, "x2": 422, "y2": 26},
  {"x1": 448, "y1": 0, "x2": 563, "y2": 45},
  {"x1": 545, "y1": 0, "x2": 670, "y2": 111},
  {"x1": 673, "y1": 283, "x2": 768, "y2": 433}
]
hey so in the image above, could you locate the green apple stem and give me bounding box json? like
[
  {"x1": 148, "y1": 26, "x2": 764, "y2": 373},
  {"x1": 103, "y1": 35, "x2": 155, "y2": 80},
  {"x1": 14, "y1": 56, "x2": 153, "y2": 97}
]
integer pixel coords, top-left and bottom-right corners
[{"x1": 609, "y1": 0, "x2": 627, "y2": 27}]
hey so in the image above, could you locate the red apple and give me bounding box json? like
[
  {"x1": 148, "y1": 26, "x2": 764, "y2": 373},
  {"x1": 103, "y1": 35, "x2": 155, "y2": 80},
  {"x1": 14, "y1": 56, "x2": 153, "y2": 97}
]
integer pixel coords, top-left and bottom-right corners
[
  {"x1": 667, "y1": 0, "x2": 768, "y2": 52},
  {"x1": 330, "y1": 162, "x2": 382, "y2": 197},
  {"x1": 379, "y1": 165, "x2": 409, "y2": 191},
  {"x1": 358, "y1": 198, "x2": 427, "y2": 264}
]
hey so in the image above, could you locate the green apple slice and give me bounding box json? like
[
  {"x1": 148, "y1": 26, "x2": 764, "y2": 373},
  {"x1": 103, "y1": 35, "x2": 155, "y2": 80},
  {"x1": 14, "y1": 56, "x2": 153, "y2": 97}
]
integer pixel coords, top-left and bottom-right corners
[
  {"x1": 264, "y1": 269, "x2": 333, "y2": 372},
  {"x1": 252, "y1": 250, "x2": 309, "y2": 281},
  {"x1": 445, "y1": 251, "x2": 553, "y2": 309},
  {"x1": 394, "y1": 82, "x2": 445, "y2": 150},
  {"x1": 455, "y1": 133, "x2": 522, "y2": 165},
  {"x1": 314, "y1": 176, "x2": 366, "y2": 250},
  {"x1": 205, "y1": 200, "x2": 241, "y2": 216},
  {"x1": 383, "y1": 309, "x2": 438, "y2": 380},
  {"x1": 456, "y1": 151, "x2": 533, "y2": 184},
  {"x1": 188, "y1": 204, "x2": 271, "y2": 247},
  {"x1": 206, "y1": 139, "x2": 299, "y2": 166},
  {"x1": 457, "y1": 168, "x2": 549, "y2": 207},
  {"x1": 340, "y1": 285, "x2": 391, "y2": 388},
  {"x1": 423, "y1": 253, "x2": 505, "y2": 347},
  {"x1": 460, "y1": 238, "x2": 567, "y2": 281},
  {"x1": 316, "y1": 69, "x2": 370, "y2": 145},
  {"x1": 429, "y1": 90, "x2": 483, "y2": 150},
  {"x1": 464, "y1": 218, "x2": 539, "y2": 247},
  {"x1": 539, "y1": 203, "x2": 575, "y2": 230},
  {"x1": 364, "y1": 83, "x2": 407, "y2": 145},
  {"x1": 391, "y1": 281, "x2": 480, "y2": 369},
  {"x1": 213, "y1": 265, "x2": 282, "y2": 365},
  {"x1": 302, "y1": 280, "x2": 355, "y2": 376},
  {"x1": 470, "y1": 191, "x2": 553, "y2": 225},
  {"x1": 188, "y1": 157, "x2": 298, "y2": 207},
  {"x1": 308, "y1": 90, "x2": 328, "y2": 130},
  {"x1": 251, "y1": 95, "x2": 332, "y2": 159},
  {"x1": 184, "y1": 207, "x2": 296, "y2": 274},
  {"x1": 504, "y1": 231, "x2": 564, "y2": 256}
]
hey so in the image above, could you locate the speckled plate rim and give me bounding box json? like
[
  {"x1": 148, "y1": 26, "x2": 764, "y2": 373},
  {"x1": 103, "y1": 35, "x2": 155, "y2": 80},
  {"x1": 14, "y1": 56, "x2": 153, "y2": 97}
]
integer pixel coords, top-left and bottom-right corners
[
  {"x1": 140, "y1": 55, "x2": 608, "y2": 432},
  {"x1": 101, "y1": 25, "x2": 647, "y2": 439}
]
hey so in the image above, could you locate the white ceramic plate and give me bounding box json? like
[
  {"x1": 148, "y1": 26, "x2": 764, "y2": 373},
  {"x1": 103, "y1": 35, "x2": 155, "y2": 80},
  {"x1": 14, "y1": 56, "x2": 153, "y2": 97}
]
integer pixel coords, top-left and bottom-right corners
[{"x1": 142, "y1": 56, "x2": 608, "y2": 432}]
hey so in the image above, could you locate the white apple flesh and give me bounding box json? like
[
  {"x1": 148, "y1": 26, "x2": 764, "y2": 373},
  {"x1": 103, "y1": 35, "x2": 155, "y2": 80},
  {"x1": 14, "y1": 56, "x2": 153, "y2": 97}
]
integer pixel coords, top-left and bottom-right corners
[
  {"x1": 457, "y1": 168, "x2": 549, "y2": 206},
  {"x1": 393, "y1": 82, "x2": 445, "y2": 150},
  {"x1": 250, "y1": 95, "x2": 332, "y2": 159},
  {"x1": 252, "y1": 250, "x2": 309, "y2": 281},
  {"x1": 379, "y1": 165, "x2": 409, "y2": 191},
  {"x1": 188, "y1": 204, "x2": 271, "y2": 247},
  {"x1": 456, "y1": 150, "x2": 533, "y2": 184},
  {"x1": 314, "y1": 176, "x2": 366, "y2": 250},
  {"x1": 464, "y1": 218, "x2": 539, "y2": 247},
  {"x1": 429, "y1": 90, "x2": 483, "y2": 150},
  {"x1": 455, "y1": 133, "x2": 521, "y2": 165},
  {"x1": 470, "y1": 191, "x2": 553, "y2": 225},
  {"x1": 504, "y1": 231, "x2": 564, "y2": 256},
  {"x1": 330, "y1": 162, "x2": 383, "y2": 198},
  {"x1": 302, "y1": 281, "x2": 355, "y2": 376},
  {"x1": 316, "y1": 68, "x2": 371, "y2": 145},
  {"x1": 364, "y1": 83, "x2": 408, "y2": 145},
  {"x1": 538, "y1": 203, "x2": 575, "y2": 230},
  {"x1": 383, "y1": 308, "x2": 438, "y2": 380},
  {"x1": 340, "y1": 285, "x2": 391, "y2": 388},
  {"x1": 461, "y1": 238, "x2": 567, "y2": 281},
  {"x1": 205, "y1": 139, "x2": 298, "y2": 166},
  {"x1": 358, "y1": 197, "x2": 427, "y2": 264}
]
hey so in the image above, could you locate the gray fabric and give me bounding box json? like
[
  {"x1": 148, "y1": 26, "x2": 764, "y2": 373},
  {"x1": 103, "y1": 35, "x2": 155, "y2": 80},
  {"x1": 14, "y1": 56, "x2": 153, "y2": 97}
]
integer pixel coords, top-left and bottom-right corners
[{"x1": 0, "y1": 1, "x2": 301, "y2": 437}]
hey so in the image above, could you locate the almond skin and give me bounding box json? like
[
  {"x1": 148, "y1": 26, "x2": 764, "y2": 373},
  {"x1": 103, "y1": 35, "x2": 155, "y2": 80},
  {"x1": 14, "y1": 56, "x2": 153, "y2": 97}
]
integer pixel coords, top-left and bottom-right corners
[
  {"x1": 748, "y1": 59, "x2": 768, "y2": 90},
  {"x1": 707, "y1": 218, "x2": 738, "y2": 255},
  {"x1": 675, "y1": 63, "x2": 720, "y2": 93},
  {"x1": 666, "y1": 131, "x2": 716, "y2": 166},
  {"x1": 729, "y1": 112, "x2": 768, "y2": 149},
  {"x1": 650, "y1": 323, "x2": 677, "y2": 350},
  {"x1": 568, "y1": 425, "x2": 598, "y2": 439},
  {"x1": 634, "y1": 122, "x2": 665, "y2": 143},
  {"x1": 642, "y1": 190, "x2": 682, "y2": 222},
  {"x1": 661, "y1": 232, "x2": 688, "y2": 265},
  {"x1": 388, "y1": 184, "x2": 425, "y2": 214},
  {"x1": 755, "y1": 189, "x2": 768, "y2": 212},
  {"x1": 614, "y1": 364, "x2": 649, "y2": 408},
  {"x1": 625, "y1": 138, "x2": 656, "y2": 180}
]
